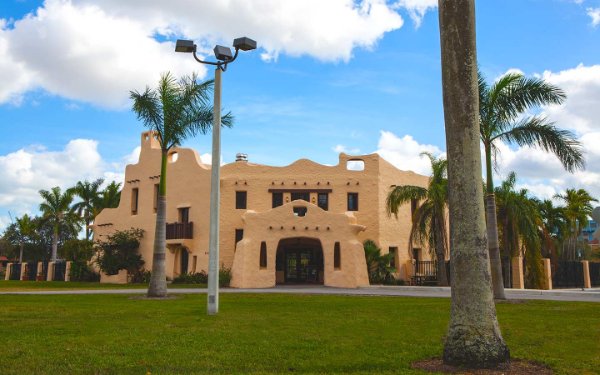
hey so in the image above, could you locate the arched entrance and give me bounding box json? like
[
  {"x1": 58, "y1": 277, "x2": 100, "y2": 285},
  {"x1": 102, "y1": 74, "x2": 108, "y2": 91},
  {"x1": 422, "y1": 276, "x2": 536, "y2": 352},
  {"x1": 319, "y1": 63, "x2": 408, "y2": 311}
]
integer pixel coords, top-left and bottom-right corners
[{"x1": 276, "y1": 237, "x2": 323, "y2": 284}]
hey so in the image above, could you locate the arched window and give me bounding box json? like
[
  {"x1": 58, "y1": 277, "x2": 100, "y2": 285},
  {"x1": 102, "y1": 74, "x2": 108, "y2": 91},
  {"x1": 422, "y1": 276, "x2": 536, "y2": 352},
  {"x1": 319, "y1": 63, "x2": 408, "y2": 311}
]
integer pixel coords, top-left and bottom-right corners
[
  {"x1": 260, "y1": 241, "x2": 267, "y2": 269},
  {"x1": 334, "y1": 242, "x2": 341, "y2": 270}
]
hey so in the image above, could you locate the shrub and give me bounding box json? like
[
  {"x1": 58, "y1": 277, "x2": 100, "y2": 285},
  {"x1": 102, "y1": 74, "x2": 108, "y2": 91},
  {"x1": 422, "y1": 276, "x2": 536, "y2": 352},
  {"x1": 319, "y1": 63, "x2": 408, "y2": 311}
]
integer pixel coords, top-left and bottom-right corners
[
  {"x1": 364, "y1": 239, "x2": 398, "y2": 285},
  {"x1": 172, "y1": 271, "x2": 208, "y2": 284},
  {"x1": 69, "y1": 261, "x2": 100, "y2": 282},
  {"x1": 95, "y1": 228, "x2": 144, "y2": 276},
  {"x1": 129, "y1": 269, "x2": 151, "y2": 284},
  {"x1": 219, "y1": 265, "x2": 232, "y2": 287}
]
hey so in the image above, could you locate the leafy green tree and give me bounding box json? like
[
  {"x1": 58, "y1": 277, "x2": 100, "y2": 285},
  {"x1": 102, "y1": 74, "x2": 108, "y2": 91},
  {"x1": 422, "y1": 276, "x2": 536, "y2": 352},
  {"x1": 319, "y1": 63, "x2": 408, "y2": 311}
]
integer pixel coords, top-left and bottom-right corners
[
  {"x1": 95, "y1": 228, "x2": 144, "y2": 276},
  {"x1": 363, "y1": 240, "x2": 396, "y2": 284},
  {"x1": 386, "y1": 152, "x2": 449, "y2": 286},
  {"x1": 70, "y1": 178, "x2": 104, "y2": 241},
  {"x1": 130, "y1": 72, "x2": 232, "y2": 297},
  {"x1": 555, "y1": 188, "x2": 598, "y2": 260},
  {"x1": 39, "y1": 187, "x2": 81, "y2": 261},
  {"x1": 479, "y1": 70, "x2": 584, "y2": 299}
]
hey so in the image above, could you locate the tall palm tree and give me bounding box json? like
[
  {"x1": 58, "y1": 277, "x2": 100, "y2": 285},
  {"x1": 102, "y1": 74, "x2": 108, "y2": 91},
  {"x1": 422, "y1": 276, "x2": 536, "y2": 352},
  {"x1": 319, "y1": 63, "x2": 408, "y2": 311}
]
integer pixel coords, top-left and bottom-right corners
[
  {"x1": 555, "y1": 188, "x2": 597, "y2": 260},
  {"x1": 130, "y1": 72, "x2": 233, "y2": 297},
  {"x1": 387, "y1": 152, "x2": 449, "y2": 286},
  {"x1": 534, "y1": 198, "x2": 567, "y2": 265},
  {"x1": 15, "y1": 214, "x2": 35, "y2": 263},
  {"x1": 92, "y1": 181, "x2": 122, "y2": 218},
  {"x1": 69, "y1": 178, "x2": 104, "y2": 241},
  {"x1": 439, "y1": 0, "x2": 509, "y2": 367},
  {"x1": 39, "y1": 187, "x2": 80, "y2": 261},
  {"x1": 479, "y1": 70, "x2": 584, "y2": 299}
]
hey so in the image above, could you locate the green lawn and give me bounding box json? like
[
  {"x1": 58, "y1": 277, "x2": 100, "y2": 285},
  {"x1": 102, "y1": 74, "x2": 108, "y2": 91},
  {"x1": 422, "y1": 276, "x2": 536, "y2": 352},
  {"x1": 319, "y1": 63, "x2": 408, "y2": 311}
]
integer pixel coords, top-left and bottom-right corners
[
  {"x1": 0, "y1": 294, "x2": 597, "y2": 374},
  {"x1": 0, "y1": 280, "x2": 205, "y2": 291}
]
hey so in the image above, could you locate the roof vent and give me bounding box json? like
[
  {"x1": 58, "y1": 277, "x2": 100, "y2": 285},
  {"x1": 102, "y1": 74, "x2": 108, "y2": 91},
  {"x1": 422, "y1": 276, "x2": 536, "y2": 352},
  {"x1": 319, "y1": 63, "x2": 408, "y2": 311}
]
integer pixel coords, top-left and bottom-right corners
[{"x1": 236, "y1": 153, "x2": 248, "y2": 162}]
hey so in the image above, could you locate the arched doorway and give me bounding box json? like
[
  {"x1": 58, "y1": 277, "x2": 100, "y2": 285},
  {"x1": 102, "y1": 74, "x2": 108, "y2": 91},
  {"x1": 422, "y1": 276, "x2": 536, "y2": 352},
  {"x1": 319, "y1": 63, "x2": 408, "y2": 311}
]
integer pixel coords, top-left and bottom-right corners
[{"x1": 276, "y1": 237, "x2": 323, "y2": 284}]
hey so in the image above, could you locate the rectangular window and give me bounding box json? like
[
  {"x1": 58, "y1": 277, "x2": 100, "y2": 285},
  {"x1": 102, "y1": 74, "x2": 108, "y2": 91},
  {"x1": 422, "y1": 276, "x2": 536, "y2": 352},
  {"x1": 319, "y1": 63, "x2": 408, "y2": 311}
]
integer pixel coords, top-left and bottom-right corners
[
  {"x1": 293, "y1": 206, "x2": 307, "y2": 217},
  {"x1": 179, "y1": 207, "x2": 190, "y2": 223},
  {"x1": 236, "y1": 191, "x2": 247, "y2": 209},
  {"x1": 317, "y1": 193, "x2": 328, "y2": 211},
  {"x1": 334, "y1": 242, "x2": 341, "y2": 270},
  {"x1": 412, "y1": 248, "x2": 421, "y2": 263},
  {"x1": 235, "y1": 229, "x2": 244, "y2": 244},
  {"x1": 260, "y1": 242, "x2": 267, "y2": 268},
  {"x1": 291, "y1": 192, "x2": 310, "y2": 202},
  {"x1": 272, "y1": 192, "x2": 283, "y2": 208},
  {"x1": 411, "y1": 199, "x2": 418, "y2": 217},
  {"x1": 347, "y1": 193, "x2": 359, "y2": 211},
  {"x1": 153, "y1": 184, "x2": 159, "y2": 213},
  {"x1": 131, "y1": 188, "x2": 139, "y2": 215},
  {"x1": 389, "y1": 247, "x2": 398, "y2": 269}
]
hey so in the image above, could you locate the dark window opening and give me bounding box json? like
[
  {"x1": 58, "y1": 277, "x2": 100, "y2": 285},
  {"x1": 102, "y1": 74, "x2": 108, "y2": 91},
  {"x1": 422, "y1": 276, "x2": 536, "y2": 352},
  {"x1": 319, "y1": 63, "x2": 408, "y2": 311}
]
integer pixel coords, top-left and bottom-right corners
[
  {"x1": 131, "y1": 188, "x2": 139, "y2": 215},
  {"x1": 153, "y1": 184, "x2": 159, "y2": 213},
  {"x1": 272, "y1": 192, "x2": 283, "y2": 208},
  {"x1": 260, "y1": 242, "x2": 267, "y2": 268},
  {"x1": 412, "y1": 248, "x2": 421, "y2": 263},
  {"x1": 334, "y1": 242, "x2": 341, "y2": 269},
  {"x1": 347, "y1": 193, "x2": 358, "y2": 211},
  {"x1": 235, "y1": 229, "x2": 244, "y2": 244},
  {"x1": 291, "y1": 192, "x2": 310, "y2": 202},
  {"x1": 293, "y1": 206, "x2": 307, "y2": 217},
  {"x1": 411, "y1": 199, "x2": 418, "y2": 218},
  {"x1": 317, "y1": 193, "x2": 328, "y2": 210},
  {"x1": 236, "y1": 191, "x2": 247, "y2": 209},
  {"x1": 178, "y1": 207, "x2": 190, "y2": 223},
  {"x1": 389, "y1": 247, "x2": 398, "y2": 269}
]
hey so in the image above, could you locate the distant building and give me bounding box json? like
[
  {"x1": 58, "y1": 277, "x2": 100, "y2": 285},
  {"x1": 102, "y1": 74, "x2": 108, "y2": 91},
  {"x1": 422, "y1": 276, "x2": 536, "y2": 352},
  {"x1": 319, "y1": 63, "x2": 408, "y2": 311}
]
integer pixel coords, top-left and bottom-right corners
[{"x1": 93, "y1": 131, "x2": 431, "y2": 288}]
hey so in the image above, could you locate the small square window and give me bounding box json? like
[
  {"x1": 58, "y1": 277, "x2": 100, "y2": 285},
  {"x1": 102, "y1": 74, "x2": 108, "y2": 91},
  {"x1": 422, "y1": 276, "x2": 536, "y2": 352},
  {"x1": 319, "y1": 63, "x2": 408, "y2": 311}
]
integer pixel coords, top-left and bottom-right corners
[
  {"x1": 235, "y1": 229, "x2": 244, "y2": 244},
  {"x1": 317, "y1": 193, "x2": 328, "y2": 211},
  {"x1": 131, "y1": 188, "x2": 139, "y2": 215},
  {"x1": 272, "y1": 192, "x2": 283, "y2": 208},
  {"x1": 236, "y1": 191, "x2": 247, "y2": 209}
]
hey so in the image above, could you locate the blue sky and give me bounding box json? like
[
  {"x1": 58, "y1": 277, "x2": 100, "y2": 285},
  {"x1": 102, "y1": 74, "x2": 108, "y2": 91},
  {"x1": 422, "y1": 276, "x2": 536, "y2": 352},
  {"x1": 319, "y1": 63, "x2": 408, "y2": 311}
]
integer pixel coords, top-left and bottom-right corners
[{"x1": 1, "y1": 0, "x2": 600, "y2": 229}]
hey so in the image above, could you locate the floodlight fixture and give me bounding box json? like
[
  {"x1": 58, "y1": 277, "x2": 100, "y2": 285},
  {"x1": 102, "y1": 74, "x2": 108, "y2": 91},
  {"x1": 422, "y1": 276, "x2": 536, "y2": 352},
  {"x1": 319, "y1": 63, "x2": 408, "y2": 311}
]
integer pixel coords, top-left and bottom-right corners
[
  {"x1": 175, "y1": 39, "x2": 196, "y2": 53},
  {"x1": 213, "y1": 45, "x2": 233, "y2": 61},
  {"x1": 233, "y1": 37, "x2": 257, "y2": 51}
]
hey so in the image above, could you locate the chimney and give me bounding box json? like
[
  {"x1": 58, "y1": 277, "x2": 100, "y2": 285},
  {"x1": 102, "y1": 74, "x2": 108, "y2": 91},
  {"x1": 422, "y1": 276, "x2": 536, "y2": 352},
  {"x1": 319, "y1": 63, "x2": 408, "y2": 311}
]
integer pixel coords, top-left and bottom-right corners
[{"x1": 235, "y1": 153, "x2": 248, "y2": 162}]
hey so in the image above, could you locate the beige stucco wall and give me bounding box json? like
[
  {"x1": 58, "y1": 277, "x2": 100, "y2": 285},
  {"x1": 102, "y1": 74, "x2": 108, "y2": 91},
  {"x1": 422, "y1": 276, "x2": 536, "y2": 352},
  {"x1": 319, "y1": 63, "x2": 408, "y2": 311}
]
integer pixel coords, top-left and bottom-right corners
[{"x1": 93, "y1": 131, "x2": 431, "y2": 287}]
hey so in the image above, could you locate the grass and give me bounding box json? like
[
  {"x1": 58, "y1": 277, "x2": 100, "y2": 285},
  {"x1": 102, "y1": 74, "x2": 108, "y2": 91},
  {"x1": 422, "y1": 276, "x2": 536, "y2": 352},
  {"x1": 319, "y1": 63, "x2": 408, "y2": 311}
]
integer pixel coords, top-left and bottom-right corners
[
  {"x1": 0, "y1": 280, "x2": 205, "y2": 291},
  {"x1": 0, "y1": 294, "x2": 598, "y2": 374}
]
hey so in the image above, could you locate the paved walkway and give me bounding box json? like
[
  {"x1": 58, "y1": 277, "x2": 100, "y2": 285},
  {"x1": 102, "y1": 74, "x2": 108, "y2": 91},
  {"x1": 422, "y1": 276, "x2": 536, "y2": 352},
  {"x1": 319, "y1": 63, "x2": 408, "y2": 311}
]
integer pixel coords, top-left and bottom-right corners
[{"x1": 2, "y1": 285, "x2": 599, "y2": 302}]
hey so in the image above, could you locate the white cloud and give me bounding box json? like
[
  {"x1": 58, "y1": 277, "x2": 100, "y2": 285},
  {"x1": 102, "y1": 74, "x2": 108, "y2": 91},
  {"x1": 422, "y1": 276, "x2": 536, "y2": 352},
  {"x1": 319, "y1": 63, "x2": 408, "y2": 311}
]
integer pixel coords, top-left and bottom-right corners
[
  {"x1": 392, "y1": 0, "x2": 437, "y2": 27},
  {"x1": 0, "y1": 0, "x2": 409, "y2": 107},
  {"x1": 0, "y1": 139, "x2": 135, "y2": 231},
  {"x1": 587, "y1": 7, "x2": 600, "y2": 27},
  {"x1": 375, "y1": 131, "x2": 444, "y2": 175},
  {"x1": 333, "y1": 144, "x2": 361, "y2": 154}
]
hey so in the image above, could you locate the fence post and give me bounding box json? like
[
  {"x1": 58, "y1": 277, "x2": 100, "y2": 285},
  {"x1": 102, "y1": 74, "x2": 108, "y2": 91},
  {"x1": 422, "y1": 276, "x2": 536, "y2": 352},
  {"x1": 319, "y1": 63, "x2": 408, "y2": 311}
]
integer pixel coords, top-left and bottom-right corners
[
  {"x1": 511, "y1": 256, "x2": 525, "y2": 289},
  {"x1": 582, "y1": 260, "x2": 591, "y2": 289},
  {"x1": 4, "y1": 263, "x2": 11, "y2": 280},
  {"x1": 37, "y1": 262, "x2": 43, "y2": 281},
  {"x1": 46, "y1": 262, "x2": 55, "y2": 281},
  {"x1": 65, "y1": 261, "x2": 72, "y2": 282},
  {"x1": 542, "y1": 258, "x2": 552, "y2": 290},
  {"x1": 19, "y1": 263, "x2": 27, "y2": 281}
]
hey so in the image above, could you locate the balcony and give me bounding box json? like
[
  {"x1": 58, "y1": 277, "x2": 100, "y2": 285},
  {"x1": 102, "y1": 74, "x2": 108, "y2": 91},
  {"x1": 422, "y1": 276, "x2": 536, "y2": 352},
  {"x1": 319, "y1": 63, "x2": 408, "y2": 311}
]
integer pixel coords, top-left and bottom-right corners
[{"x1": 166, "y1": 222, "x2": 193, "y2": 240}]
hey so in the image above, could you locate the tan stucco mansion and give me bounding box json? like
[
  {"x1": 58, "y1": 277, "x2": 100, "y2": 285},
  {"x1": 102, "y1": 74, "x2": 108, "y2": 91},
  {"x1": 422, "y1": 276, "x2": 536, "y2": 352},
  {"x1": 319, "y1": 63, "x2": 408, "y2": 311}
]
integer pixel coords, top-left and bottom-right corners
[{"x1": 93, "y1": 131, "x2": 430, "y2": 288}]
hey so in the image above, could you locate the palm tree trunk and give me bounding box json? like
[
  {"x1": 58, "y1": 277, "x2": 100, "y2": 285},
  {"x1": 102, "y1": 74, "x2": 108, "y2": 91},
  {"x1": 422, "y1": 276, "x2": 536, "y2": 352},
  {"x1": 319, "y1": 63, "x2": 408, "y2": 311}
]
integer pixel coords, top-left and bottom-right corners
[
  {"x1": 438, "y1": 0, "x2": 509, "y2": 367},
  {"x1": 434, "y1": 227, "x2": 449, "y2": 287},
  {"x1": 147, "y1": 151, "x2": 169, "y2": 297},
  {"x1": 85, "y1": 215, "x2": 91, "y2": 241},
  {"x1": 51, "y1": 226, "x2": 58, "y2": 261},
  {"x1": 485, "y1": 194, "x2": 506, "y2": 298},
  {"x1": 19, "y1": 243, "x2": 24, "y2": 263}
]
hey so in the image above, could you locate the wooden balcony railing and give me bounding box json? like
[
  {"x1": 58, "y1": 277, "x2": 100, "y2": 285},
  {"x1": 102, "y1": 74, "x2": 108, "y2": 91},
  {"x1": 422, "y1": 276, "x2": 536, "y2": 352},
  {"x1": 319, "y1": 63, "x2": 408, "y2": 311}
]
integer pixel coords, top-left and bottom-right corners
[{"x1": 166, "y1": 222, "x2": 193, "y2": 240}]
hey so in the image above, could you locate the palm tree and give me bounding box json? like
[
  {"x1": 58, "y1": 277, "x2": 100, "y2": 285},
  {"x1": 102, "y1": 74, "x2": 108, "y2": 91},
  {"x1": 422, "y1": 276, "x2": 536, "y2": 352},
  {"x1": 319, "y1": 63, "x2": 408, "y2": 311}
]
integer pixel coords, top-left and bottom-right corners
[
  {"x1": 386, "y1": 152, "x2": 449, "y2": 286},
  {"x1": 130, "y1": 72, "x2": 233, "y2": 297},
  {"x1": 15, "y1": 214, "x2": 35, "y2": 263},
  {"x1": 439, "y1": 0, "x2": 509, "y2": 367},
  {"x1": 479, "y1": 70, "x2": 584, "y2": 299},
  {"x1": 535, "y1": 198, "x2": 567, "y2": 265},
  {"x1": 363, "y1": 239, "x2": 396, "y2": 284},
  {"x1": 69, "y1": 178, "x2": 104, "y2": 241},
  {"x1": 92, "y1": 181, "x2": 122, "y2": 219},
  {"x1": 555, "y1": 188, "x2": 597, "y2": 260},
  {"x1": 495, "y1": 173, "x2": 544, "y2": 288},
  {"x1": 39, "y1": 187, "x2": 80, "y2": 261}
]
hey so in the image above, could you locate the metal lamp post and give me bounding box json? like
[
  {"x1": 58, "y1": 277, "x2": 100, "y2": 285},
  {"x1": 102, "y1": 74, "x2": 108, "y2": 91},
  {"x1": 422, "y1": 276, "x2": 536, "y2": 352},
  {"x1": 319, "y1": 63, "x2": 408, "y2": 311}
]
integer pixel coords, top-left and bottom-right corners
[{"x1": 175, "y1": 37, "x2": 256, "y2": 315}]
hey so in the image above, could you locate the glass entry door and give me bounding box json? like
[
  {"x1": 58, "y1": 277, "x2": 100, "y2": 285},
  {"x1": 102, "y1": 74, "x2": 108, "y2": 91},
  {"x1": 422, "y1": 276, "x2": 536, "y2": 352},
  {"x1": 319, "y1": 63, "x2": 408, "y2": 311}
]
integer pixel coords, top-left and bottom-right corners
[{"x1": 284, "y1": 248, "x2": 321, "y2": 283}]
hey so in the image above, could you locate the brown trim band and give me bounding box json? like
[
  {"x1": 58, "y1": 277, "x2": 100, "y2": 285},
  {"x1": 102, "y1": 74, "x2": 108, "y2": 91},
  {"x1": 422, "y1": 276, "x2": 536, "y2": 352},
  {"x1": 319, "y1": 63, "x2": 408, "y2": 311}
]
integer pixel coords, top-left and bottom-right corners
[{"x1": 267, "y1": 189, "x2": 333, "y2": 193}]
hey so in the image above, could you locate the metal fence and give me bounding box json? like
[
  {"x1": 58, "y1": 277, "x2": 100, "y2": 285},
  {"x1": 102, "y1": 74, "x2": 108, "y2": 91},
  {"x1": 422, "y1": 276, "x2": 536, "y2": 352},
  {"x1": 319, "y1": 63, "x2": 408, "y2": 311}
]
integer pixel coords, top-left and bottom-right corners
[
  {"x1": 590, "y1": 262, "x2": 600, "y2": 287},
  {"x1": 25, "y1": 262, "x2": 37, "y2": 281},
  {"x1": 412, "y1": 260, "x2": 451, "y2": 286},
  {"x1": 53, "y1": 261, "x2": 66, "y2": 281},
  {"x1": 552, "y1": 261, "x2": 584, "y2": 288},
  {"x1": 9, "y1": 263, "x2": 21, "y2": 280}
]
